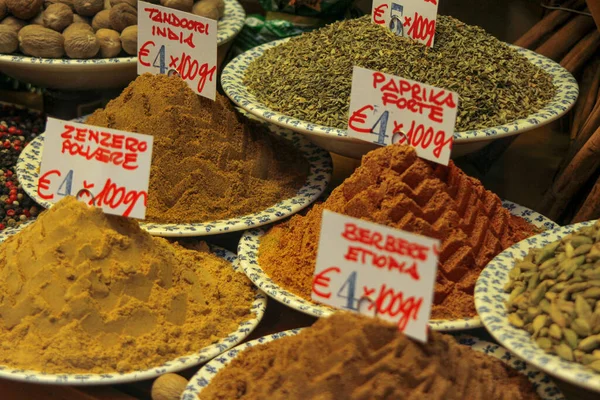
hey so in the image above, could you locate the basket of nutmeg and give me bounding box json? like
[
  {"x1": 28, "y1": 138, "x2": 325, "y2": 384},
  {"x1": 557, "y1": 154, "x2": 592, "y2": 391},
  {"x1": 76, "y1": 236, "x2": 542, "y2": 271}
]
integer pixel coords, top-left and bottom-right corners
[{"x1": 0, "y1": 0, "x2": 245, "y2": 90}]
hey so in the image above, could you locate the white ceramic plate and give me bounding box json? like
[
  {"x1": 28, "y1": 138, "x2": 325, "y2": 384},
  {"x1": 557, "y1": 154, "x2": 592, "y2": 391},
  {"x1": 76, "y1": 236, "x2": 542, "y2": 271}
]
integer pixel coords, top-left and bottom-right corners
[
  {"x1": 16, "y1": 124, "x2": 332, "y2": 237},
  {"x1": 476, "y1": 220, "x2": 600, "y2": 393},
  {"x1": 221, "y1": 39, "x2": 578, "y2": 159},
  {"x1": 0, "y1": 221, "x2": 267, "y2": 385},
  {"x1": 181, "y1": 330, "x2": 564, "y2": 400},
  {"x1": 238, "y1": 200, "x2": 557, "y2": 331},
  {"x1": 0, "y1": 0, "x2": 246, "y2": 90}
]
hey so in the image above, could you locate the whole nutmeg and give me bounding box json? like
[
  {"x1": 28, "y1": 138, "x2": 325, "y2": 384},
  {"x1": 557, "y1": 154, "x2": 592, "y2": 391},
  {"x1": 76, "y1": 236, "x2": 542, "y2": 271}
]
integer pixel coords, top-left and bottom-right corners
[
  {"x1": 73, "y1": 0, "x2": 103, "y2": 16},
  {"x1": 30, "y1": 12, "x2": 45, "y2": 25},
  {"x1": 0, "y1": 25, "x2": 18, "y2": 53},
  {"x1": 72, "y1": 13, "x2": 89, "y2": 24},
  {"x1": 192, "y1": 0, "x2": 224, "y2": 20},
  {"x1": 109, "y1": 0, "x2": 136, "y2": 7},
  {"x1": 151, "y1": 374, "x2": 188, "y2": 400},
  {"x1": 63, "y1": 21, "x2": 92, "y2": 35},
  {"x1": 109, "y1": 3, "x2": 135, "y2": 32},
  {"x1": 0, "y1": 0, "x2": 7, "y2": 20},
  {"x1": 160, "y1": 0, "x2": 192, "y2": 12},
  {"x1": 44, "y1": 0, "x2": 74, "y2": 9},
  {"x1": 18, "y1": 24, "x2": 64, "y2": 57},
  {"x1": 120, "y1": 24, "x2": 135, "y2": 55},
  {"x1": 95, "y1": 27, "x2": 120, "y2": 57},
  {"x1": 64, "y1": 26, "x2": 99, "y2": 58},
  {"x1": 43, "y1": 3, "x2": 73, "y2": 32},
  {"x1": 91, "y1": 9, "x2": 111, "y2": 30},
  {"x1": 1, "y1": 16, "x2": 27, "y2": 33},
  {"x1": 6, "y1": 0, "x2": 44, "y2": 19}
]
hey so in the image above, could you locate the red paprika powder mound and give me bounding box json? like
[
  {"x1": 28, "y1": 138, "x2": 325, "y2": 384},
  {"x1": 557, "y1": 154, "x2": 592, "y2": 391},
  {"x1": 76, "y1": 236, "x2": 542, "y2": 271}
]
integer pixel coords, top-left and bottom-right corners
[{"x1": 259, "y1": 144, "x2": 539, "y2": 319}]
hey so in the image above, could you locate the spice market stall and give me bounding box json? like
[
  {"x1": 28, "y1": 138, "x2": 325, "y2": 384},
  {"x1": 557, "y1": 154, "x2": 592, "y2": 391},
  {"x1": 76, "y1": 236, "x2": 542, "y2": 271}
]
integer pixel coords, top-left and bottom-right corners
[{"x1": 0, "y1": 0, "x2": 599, "y2": 399}]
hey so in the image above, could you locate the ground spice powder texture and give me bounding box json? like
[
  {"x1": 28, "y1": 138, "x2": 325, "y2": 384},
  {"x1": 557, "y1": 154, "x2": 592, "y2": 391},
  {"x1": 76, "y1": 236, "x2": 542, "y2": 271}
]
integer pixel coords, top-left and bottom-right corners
[
  {"x1": 0, "y1": 197, "x2": 256, "y2": 373},
  {"x1": 199, "y1": 313, "x2": 540, "y2": 400},
  {"x1": 259, "y1": 145, "x2": 538, "y2": 319},
  {"x1": 86, "y1": 74, "x2": 308, "y2": 224}
]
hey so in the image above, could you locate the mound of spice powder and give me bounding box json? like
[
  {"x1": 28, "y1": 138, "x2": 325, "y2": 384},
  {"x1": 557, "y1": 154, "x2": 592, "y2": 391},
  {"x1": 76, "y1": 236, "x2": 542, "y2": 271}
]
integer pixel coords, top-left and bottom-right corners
[
  {"x1": 245, "y1": 15, "x2": 555, "y2": 132},
  {"x1": 199, "y1": 313, "x2": 540, "y2": 400},
  {"x1": 259, "y1": 145, "x2": 538, "y2": 319},
  {"x1": 0, "y1": 197, "x2": 256, "y2": 373},
  {"x1": 87, "y1": 73, "x2": 308, "y2": 224}
]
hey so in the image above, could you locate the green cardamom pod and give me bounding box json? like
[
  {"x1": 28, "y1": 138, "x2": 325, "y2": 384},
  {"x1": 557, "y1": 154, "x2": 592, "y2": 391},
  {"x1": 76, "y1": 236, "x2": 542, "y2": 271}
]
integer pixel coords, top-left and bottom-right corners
[
  {"x1": 571, "y1": 235, "x2": 594, "y2": 248},
  {"x1": 550, "y1": 302, "x2": 567, "y2": 328},
  {"x1": 539, "y1": 258, "x2": 559, "y2": 271},
  {"x1": 508, "y1": 313, "x2": 525, "y2": 328},
  {"x1": 564, "y1": 328, "x2": 579, "y2": 349},
  {"x1": 574, "y1": 244, "x2": 593, "y2": 257},
  {"x1": 540, "y1": 299, "x2": 551, "y2": 314},
  {"x1": 582, "y1": 287, "x2": 600, "y2": 299},
  {"x1": 534, "y1": 241, "x2": 560, "y2": 264},
  {"x1": 528, "y1": 272, "x2": 540, "y2": 291},
  {"x1": 532, "y1": 315, "x2": 548, "y2": 336},
  {"x1": 571, "y1": 318, "x2": 592, "y2": 337},
  {"x1": 554, "y1": 343, "x2": 574, "y2": 361},
  {"x1": 509, "y1": 266, "x2": 522, "y2": 280},
  {"x1": 578, "y1": 335, "x2": 600, "y2": 352},
  {"x1": 549, "y1": 323, "x2": 562, "y2": 340},
  {"x1": 576, "y1": 295, "x2": 593, "y2": 320},
  {"x1": 536, "y1": 337, "x2": 553, "y2": 350}
]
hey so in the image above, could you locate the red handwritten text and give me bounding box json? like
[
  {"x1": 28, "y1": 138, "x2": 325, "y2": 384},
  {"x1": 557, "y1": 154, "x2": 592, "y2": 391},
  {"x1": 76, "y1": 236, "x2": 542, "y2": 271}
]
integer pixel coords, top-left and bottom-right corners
[
  {"x1": 342, "y1": 222, "x2": 429, "y2": 261},
  {"x1": 393, "y1": 120, "x2": 452, "y2": 158},
  {"x1": 144, "y1": 7, "x2": 209, "y2": 34},
  {"x1": 364, "y1": 284, "x2": 423, "y2": 331}
]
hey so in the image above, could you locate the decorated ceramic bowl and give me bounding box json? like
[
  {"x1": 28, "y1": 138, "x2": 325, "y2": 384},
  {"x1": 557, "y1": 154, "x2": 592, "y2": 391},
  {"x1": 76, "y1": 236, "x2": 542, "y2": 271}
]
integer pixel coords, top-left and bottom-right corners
[
  {"x1": 0, "y1": 0, "x2": 246, "y2": 90},
  {"x1": 16, "y1": 122, "x2": 333, "y2": 237},
  {"x1": 238, "y1": 200, "x2": 557, "y2": 331},
  {"x1": 181, "y1": 330, "x2": 564, "y2": 400},
  {"x1": 0, "y1": 222, "x2": 267, "y2": 385},
  {"x1": 221, "y1": 39, "x2": 578, "y2": 159},
  {"x1": 476, "y1": 220, "x2": 600, "y2": 393}
]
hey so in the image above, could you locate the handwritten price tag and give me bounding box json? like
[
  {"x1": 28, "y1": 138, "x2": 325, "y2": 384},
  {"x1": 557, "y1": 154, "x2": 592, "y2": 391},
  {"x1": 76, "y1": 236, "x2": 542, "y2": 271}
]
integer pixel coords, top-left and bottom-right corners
[
  {"x1": 137, "y1": 1, "x2": 217, "y2": 100},
  {"x1": 312, "y1": 210, "x2": 439, "y2": 342},
  {"x1": 347, "y1": 66, "x2": 458, "y2": 165},
  {"x1": 38, "y1": 118, "x2": 154, "y2": 219},
  {"x1": 372, "y1": 0, "x2": 439, "y2": 47}
]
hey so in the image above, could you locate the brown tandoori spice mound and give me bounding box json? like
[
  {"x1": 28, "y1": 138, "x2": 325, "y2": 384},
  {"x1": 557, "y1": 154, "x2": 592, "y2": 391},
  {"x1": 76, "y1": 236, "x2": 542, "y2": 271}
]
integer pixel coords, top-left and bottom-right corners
[
  {"x1": 86, "y1": 73, "x2": 308, "y2": 224},
  {"x1": 0, "y1": 197, "x2": 256, "y2": 374},
  {"x1": 259, "y1": 145, "x2": 538, "y2": 319},
  {"x1": 199, "y1": 313, "x2": 541, "y2": 400}
]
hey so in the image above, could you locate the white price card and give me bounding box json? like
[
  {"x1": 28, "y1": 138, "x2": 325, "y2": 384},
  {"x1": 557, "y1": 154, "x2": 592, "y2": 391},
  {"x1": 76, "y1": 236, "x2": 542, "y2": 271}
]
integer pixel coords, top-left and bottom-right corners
[
  {"x1": 137, "y1": 1, "x2": 217, "y2": 100},
  {"x1": 312, "y1": 210, "x2": 439, "y2": 342},
  {"x1": 38, "y1": 118, "x2": 154, "y2": 219},
  {"x1": 347, "y1": 66, "x2": 458, "y2": 166},
  {"x1": 372, "y1": 0, "x2": 439, "y2": 47}
]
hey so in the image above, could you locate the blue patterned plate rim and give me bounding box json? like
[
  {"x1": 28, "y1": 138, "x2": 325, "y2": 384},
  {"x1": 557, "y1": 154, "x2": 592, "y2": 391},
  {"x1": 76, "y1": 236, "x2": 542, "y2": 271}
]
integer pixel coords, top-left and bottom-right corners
[
  {"x1": 238, "y1": 200, "x2": 556, "y2": 331},
  {"x1": 15, "y1": 119, "x2": 332, "y2": 237},
  {"x1": 475, "y1": 220, "x2": 600, "y2": 392},
  {"x1": 221, "y1": 38, "x2": 578, "y2": 144},
  {"x1": 0, "y1": 0, "x2": 245, "y2": 65},
  {"x1": 181, "y1": 330, "x2": 564, "y2": 400},
  {"x1": 0, "y1": 222, "x2": 267, "y2": 386}
]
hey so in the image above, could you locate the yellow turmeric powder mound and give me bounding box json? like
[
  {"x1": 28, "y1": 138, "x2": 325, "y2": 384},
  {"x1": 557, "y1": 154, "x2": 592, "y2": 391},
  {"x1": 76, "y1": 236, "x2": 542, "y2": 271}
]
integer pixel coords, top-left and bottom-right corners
[{"x1": 0, "y1": 197, "x2": 256, "y2": 374}]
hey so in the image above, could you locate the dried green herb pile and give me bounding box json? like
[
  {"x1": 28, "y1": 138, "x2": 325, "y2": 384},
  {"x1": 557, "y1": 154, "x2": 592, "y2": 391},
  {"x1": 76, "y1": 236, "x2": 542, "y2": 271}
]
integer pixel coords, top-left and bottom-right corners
[
  {"x1": 505, "y1": 221, "x2": 600, "y2": 372},
  {"x1": 244, "y1": 15, "x2": 556, "y2": 131}
]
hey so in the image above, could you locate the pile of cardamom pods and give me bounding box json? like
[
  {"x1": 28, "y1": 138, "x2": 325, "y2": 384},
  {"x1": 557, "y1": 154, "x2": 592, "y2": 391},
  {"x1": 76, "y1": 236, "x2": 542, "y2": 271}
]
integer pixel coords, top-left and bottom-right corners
[{"x1": 505, "y1": 221, "x2": 600, "y2": 371}]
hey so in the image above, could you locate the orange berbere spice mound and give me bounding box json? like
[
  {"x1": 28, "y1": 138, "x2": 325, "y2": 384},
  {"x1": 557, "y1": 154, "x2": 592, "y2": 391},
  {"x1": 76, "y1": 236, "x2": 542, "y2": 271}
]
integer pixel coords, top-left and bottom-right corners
[{"x1": 259, "y1": 145, "x2": 539, "y2": 319}]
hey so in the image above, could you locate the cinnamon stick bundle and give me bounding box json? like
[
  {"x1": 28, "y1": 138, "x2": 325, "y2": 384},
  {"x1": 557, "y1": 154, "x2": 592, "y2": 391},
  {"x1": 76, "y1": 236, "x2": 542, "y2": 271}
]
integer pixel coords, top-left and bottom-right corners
[
  {"x1": 535, "y1": 14, "x2": 596, "y2": 60},
  {"x1": 570, "y1": 59, "x2": 600, "y2": 139},
  {"x1": 514, "y1": 0, "x2": 584, "y2": 49},
  {"x1": 560, "y1": 30, "x2": 600, "y2": 74},
  {"x1": 572, "y1": 172, "x2": 600, "y2": 222},
  {"x1": 540, "y1": 124, "x2": 600, "y2": 221},
  {"x1": 572, "y1": 90, "x2": 600, "y2": 153}
]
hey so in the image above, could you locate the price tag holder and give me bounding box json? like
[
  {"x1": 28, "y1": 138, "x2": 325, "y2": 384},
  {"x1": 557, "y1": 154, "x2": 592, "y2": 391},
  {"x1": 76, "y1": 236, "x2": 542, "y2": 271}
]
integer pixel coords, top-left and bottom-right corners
[
  {"x1": 38, "y1": 118, "x2": 154, "y2": 219},
  {"x1": 312, "y1": 210, "x2": 439, "y2": 342},
  {"x1": 372, "y1": 0, "x2": 439, "y2": 47},
  {"x1": 347, "y1": 66, "x2": 458, "y2": 166},
  {"x1": 137, "y1": 1, "x2": 217, "y2": 100}
]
